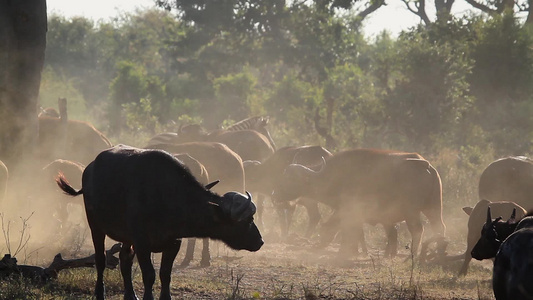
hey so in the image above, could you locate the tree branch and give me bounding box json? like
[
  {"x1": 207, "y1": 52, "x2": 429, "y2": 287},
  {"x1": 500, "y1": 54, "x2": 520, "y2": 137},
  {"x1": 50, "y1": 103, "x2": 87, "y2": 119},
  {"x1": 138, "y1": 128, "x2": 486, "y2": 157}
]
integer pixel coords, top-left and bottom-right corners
[
  {"x1": 401, "y1": 0, "x2": 431, "y2": 24},
  {"x1": 357, "y1": 0, "x2": 387, "y2": 21},
  {"x1": 462, "y1": 0, "x2": 498, "y2": 14}
]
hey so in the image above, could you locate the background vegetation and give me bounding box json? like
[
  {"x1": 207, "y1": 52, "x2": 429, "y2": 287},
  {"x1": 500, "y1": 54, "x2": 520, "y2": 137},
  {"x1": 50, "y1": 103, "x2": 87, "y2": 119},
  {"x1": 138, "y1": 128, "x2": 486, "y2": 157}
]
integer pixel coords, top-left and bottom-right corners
[
  {"x1": 41, "y1": 2, "x2": 533, "y2": 155},
  {"x1": 40, "y1": 1, "x2": 533, "y2": 212}
]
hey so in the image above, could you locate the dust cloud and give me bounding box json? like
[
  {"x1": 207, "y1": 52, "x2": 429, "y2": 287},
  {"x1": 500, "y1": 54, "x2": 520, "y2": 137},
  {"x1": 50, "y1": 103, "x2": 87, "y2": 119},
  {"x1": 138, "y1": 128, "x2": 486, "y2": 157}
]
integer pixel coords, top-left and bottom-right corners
[{"x1": 0, "y1": 155, "x2": 93, "y2": 266}]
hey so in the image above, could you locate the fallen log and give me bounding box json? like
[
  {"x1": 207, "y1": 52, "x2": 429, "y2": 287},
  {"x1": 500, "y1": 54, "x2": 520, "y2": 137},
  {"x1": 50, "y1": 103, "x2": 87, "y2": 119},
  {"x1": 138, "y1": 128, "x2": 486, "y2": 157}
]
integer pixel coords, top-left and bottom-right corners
[
  {"x1": 0, "y1": 243, "x2": 121, "y2": 283},
  {"x1": 419, "y1": 236, "x2": 464, "y2": 265}
]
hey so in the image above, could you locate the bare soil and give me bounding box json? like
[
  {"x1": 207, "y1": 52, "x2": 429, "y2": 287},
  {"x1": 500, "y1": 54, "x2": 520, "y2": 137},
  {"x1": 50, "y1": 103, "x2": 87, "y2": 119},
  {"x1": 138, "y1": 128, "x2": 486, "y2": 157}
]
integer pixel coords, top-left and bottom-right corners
[{"x1": 136, "y1": 228, "x2": 496, "y2": 300}]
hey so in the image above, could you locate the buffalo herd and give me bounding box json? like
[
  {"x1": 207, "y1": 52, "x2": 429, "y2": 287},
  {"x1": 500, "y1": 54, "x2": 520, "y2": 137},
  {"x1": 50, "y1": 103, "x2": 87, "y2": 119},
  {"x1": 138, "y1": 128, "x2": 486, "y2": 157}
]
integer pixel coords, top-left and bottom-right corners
[{"x1": 1, "y1": 112, "x2": 532, "y2": 300}]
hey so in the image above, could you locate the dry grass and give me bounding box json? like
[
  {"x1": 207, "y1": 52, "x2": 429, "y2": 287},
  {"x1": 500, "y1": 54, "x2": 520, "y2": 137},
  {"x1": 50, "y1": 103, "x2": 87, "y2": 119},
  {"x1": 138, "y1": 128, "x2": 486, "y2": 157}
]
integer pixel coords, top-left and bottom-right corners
[{"x1": 0, "y1": 228, "x2": 496, "y2": 299}]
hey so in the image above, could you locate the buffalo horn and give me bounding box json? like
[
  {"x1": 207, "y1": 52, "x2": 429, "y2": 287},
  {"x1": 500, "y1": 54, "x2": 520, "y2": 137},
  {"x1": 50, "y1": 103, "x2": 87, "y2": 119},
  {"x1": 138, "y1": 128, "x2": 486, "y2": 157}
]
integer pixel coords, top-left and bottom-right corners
[
  {"x1": 486, "y1": 206, "x2": 492, "y2": 224},
  {"x1": 318, "y1": 156, "x2": 326, "y2": 172},
  {"x1": 508, "y1": 208, "x2": 517, "y2": 224},
  {"x1": 205, "y1": 180, "x2": 220, "y2": 190}
]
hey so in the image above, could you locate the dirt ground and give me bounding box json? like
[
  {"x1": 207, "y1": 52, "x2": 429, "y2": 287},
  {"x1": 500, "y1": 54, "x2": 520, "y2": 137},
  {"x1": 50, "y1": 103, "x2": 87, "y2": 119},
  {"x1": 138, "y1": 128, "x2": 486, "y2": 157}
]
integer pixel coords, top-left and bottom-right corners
[
  {"x1": 128, "y1": 203, "x2": 497, "y2": 300},
  {"x1": 1, "y1": 195, "x2": 496, "y2": 299},
  {"x1": 155, "y1": 231, "x2": 495, "y2": 300}
]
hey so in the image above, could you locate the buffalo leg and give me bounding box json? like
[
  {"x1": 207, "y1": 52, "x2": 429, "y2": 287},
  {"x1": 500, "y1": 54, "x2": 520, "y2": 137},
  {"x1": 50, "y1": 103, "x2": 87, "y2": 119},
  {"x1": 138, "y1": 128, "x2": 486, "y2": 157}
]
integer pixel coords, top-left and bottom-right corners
[
  {"x1": 356, "y1": 225, "x2": 368, "y2": 255},
  {"x1": 458, "y1": 252, "x2": 472, "y2": 276},
  {"x1": 255, "y1": 193, "x2": 266, "y2": 230},
  {"x1": 284, "y1": 203, "x2": 296, "y2": 237},
  {"x1": 135, "y1": 243, "x2": 156, "y2": 300},
  {"x1": 159, "y1": 240, "x2": 181, "y2": 300},
  {"x1": 300, "y1": 198, "x2": 321, "y2": 238},
  {"x1": 180, "y1": 238, "x2": 196, "y2": 268},
  {"x1": 274, "y1": 202, "x2": 290, "y2": 238},
  {"x1": 119, "y1": 243, "x2": 137, "y2": 300},
  {"x1": 383, "y1": 224, "x2": 398, "y2": 257},
  {"x1": 200, "y1": 238, "x2": 210, "y2": 267},
  {"x1": 317, "y1": 211, "x2": 340, "y2": 248},
  {"x1": 90, "y1": 229, "x2": 106, "y2": 300},
  {"x1": 422, "y1": 207, "x2": 446, "y2": 237},
  {"x1": 406, "y1": 217, "x2": 424, "y2": 256},
  {"x1": 339, "y1": 222, "x2": 363, "y2": 257}
]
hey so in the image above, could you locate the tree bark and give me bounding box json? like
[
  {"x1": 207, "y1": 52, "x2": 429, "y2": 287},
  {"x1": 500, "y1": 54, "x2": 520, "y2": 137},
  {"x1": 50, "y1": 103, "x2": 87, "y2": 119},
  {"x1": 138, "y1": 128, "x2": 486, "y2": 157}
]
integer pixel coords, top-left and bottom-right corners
[{"x1": 0, "y1": 0, "x2": 47, "y2": 168}]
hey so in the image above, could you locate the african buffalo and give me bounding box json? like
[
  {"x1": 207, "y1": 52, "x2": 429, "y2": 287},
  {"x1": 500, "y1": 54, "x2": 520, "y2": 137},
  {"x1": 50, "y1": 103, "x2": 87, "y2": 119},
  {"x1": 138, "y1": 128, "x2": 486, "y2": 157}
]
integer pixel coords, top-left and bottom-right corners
[
  {"x1": 207, "y1": 130, "x2": 274, "y2": 162},
  {"x1": 146, "y1": 116, "x2": 275, "y2": 162},
  {"x1": 147, "y1": 142, "x2": 245, "y2": 194},
  {"x1": 470, "y1": 207, "x2": 521, "y2": 260},
  {"x1": 459, "y1": 199, "x2": 526, "y2": 276},
  {"x1": 56, "y1": 145, "x2": 263, "y2": 300},
  {"x1": 470, "y1": 207, "x2": 532, "y2": 261},
  {"x1": 38, "y1": 116, "x2": 113, "y2": 165},
  {"x1": 41, "y1": 159, "x2": 85, "y2": 226},
  {"x1": 244, "y1": 145, "x2": 333, "y2": 238},
  {"x1": 479, "y1": 156, "x2": 533, "y2": 210},
  {"x1": 272, "y1": 148, "x2": 446, "y2": 257}
]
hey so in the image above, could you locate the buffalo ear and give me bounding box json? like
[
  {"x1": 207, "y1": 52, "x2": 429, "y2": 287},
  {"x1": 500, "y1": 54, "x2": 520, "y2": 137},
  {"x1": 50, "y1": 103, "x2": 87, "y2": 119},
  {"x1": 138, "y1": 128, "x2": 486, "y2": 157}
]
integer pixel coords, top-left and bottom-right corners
[
  {"x1": 205, "y1": 180, "x2": 220, "y2": 190},
  {"x1": 462, "y1": 207, "x2": 473, "y2": 216}
]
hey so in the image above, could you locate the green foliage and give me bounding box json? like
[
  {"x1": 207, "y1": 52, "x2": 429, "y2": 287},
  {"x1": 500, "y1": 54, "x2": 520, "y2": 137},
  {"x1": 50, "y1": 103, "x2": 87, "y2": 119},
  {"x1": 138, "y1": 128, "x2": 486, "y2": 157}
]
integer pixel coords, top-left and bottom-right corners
[
  {"x1": 470, "y1": 13, "x2": 533, "y2": 103},
  {"x1": 45, "y1": 15, "x2": 108, "y2": 105},
  {"x1": 43, "y1": 5, "x2": 533, "y2": 159},
  {"x1": 323, "y1": 63, "x2": 384, "y2": 148},
  {"x1": 385, "y1": 22, "x2": 475, "y2": 152},
  {"x1": 212, "y1": 71, "x2": 257, "y2": 125},
  {"x1": 363, "y1": 31, "x2": 400, "y2": 93},
  {"x1": 469, "y1": 13, "x2": 533, "y2": 155},
  {"x1": 123, "y1": 98, "x2": 159, "y2": 134}
]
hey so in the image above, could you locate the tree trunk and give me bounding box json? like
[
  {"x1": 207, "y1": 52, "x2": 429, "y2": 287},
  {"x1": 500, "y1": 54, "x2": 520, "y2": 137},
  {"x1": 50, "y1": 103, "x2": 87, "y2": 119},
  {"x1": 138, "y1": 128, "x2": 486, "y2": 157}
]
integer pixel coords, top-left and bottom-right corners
[{"x1": 0, "y1": 0, "x2": 47, "y2": 169}]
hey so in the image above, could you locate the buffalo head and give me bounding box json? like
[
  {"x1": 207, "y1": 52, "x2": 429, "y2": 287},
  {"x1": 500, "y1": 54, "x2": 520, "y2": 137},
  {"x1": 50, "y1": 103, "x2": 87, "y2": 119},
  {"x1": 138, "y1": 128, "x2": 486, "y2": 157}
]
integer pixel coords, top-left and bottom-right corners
[
  {"x1": 471, "y1": 207, "x2": 517, "y2": 260},
  {"x1": 210, "y1": 190, "x2": 263, "y2": 252}
]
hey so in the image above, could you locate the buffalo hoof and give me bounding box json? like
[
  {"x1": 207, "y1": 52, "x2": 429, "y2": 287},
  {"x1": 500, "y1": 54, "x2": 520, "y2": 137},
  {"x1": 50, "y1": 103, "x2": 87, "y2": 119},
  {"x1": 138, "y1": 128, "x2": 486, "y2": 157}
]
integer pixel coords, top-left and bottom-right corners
[
  {"x1": 178, "y1": 259, "x2": 191, "y2": 269},
  {"x1": 200, "y1": 259, "x2": 211, "y2": 268}
]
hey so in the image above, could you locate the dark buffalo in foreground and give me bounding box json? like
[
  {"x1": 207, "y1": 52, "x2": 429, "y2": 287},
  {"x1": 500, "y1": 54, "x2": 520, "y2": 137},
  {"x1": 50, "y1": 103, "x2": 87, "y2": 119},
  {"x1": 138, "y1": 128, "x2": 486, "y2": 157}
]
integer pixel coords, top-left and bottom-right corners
[
  {"x1": 244, "y1": 145, "x2": 333, "y2": 238},
  {"x1": 272, "y1": 149, "x2": 446, "y2": 257},
  {"x1": 479, "y1": 156, "x2": 533, "y2": 210},
  {"x1": 493, "y1": 228, "x2": 533, "y2": 299},
  {"x1": 173, "y1": 153, "x2": 211, "y2": 268},
  {"x1": 486, "y1": 210, "x2": 533, "y2": 299},
  {"x1": 459, "y1": 200, "x2": 526, "y2": 276},
  {"x1": 56, "y1": 145, "x2": 263, "y2": 300}
]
